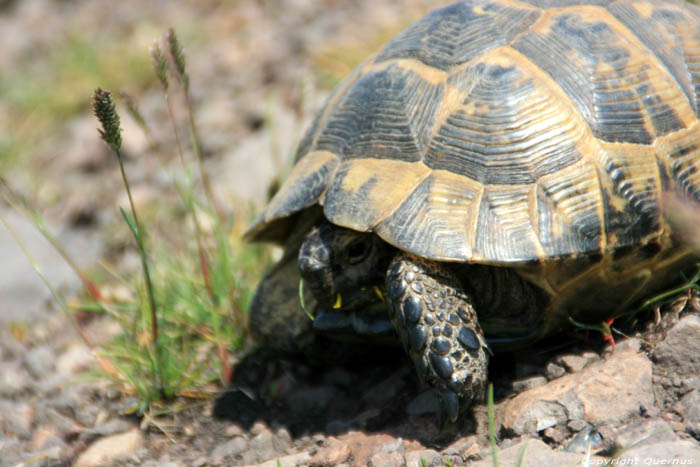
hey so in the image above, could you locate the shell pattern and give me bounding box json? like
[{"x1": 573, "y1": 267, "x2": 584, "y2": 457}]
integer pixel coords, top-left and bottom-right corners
[{"x1": 248, "y1": 0, "x2": 700, "y2": 276}]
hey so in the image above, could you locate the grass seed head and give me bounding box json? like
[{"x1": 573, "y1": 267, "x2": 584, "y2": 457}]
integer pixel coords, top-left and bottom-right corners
[
  {"x1": 150, "y1": 43, "x2": 169, "y2": 91},
  {"x1": 93, "y1": 88, "x2": 122, "y2": 151},
  {"x1": 167, "y1": 28, "x2": 189, "y2": 91}
]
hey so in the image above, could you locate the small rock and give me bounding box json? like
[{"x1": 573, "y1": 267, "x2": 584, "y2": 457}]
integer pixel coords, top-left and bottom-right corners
[
  {"x1": 511, "y1": 400, "x2": 568, "y2": 434},
  {"x1": 250, "y1": 421, "x2": 268, "y2": 435},
  {"x1": 24, "y1": 345, "x2": 56, "y2": 378},
  {"x1": 0, "y1": 400, "x2": 34, "y2": 438},
  {"x1": 74, "y1": 428, "x2": 143, "y2": 467},
  {"x1": 0, "y1": 361, "x2": 31, "y2": 396},
  {"x1": 183, "y1": 424, "x2": 196, "y2": 437},
  {"x1": 210, "y1": 436, "x2": 247, "y2": 461},
  {"x1": 545, "y1": 362, "x2": 566, "y2": 380},
  {"x1": 336, "y1": 431, "x2": 398, "y2": 466},
  {"x1": 246, "y1": 426, "x2": 292, "y2": 464},
  {"x1": 28, "y1": 425, "x2": 65, "y2": 451},
  {"x1": 369, "y1": 450, "x2": 406, "y2": 467},
  {"x1": 557, "y1": 351, "x2": 598, "y2": 373},
  {"x1": 405, "y1": 449, "x2": 442, "y2": 467},
  {"x1": 56, "y1": 344, "x2": 94, "y2": 375},
  {"x1": 443, "y1": 436, "x2": 480, "y2": 458},
  {"x1": 310, "y1": 437, "x2": 351, "y2": 465},
  {"x1": 567, "y1": 419, "x2": 591, "y2": 432},
  {"x1": 40, "y1": 406, "x2": 84, "y2": 438},
  {"x1": 225, "y1": 424, "x2": 245, "y2": 437},
  {"x1": 542, "y1": 425, "x2": 569, "y2": 444},
  {"x1": 276, "y1": 427, "x2": 293, "y2": 447},
  {"x1": 475, "y1": 438, "x2": 606, "y2": 466},
  {"x1": 512, "y1": 376, "x2": 547, "y2": 393},
  {"x1": 563, "y1": 427, "x2": 604, "y2": 453},
  {"x1": 379, "y1": 438, "x2": 405, "y2": 455}
]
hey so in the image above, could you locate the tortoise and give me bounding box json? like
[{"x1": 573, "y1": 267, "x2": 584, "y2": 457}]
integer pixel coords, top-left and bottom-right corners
[{"x1": 245, "y1": 0, "x2": 700, "y2": 422}]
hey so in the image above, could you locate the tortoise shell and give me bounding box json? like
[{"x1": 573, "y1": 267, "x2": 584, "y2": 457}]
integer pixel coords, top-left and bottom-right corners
[{"x1": 247, "y1": 0, "x2": 700, "y2": 316}]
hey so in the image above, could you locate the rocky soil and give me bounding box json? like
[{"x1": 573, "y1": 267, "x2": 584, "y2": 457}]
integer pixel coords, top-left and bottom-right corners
[{"x1": 1, "y1": 0, "x2": 700, "y2": 466}]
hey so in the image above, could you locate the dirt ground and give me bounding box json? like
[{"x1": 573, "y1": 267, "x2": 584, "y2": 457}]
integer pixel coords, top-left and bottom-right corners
[{"x1": 1, "y1": 0, "x2": 699, "y2": 465}]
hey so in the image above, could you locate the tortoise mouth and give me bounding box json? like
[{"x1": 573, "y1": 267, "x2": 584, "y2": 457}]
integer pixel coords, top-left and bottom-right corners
[
  {"x1": 310, "y1": 287, "x2": 394, "y2": 340},
  {"x1": 313, "y1": 307, "x2": 394, "y2": 339}
]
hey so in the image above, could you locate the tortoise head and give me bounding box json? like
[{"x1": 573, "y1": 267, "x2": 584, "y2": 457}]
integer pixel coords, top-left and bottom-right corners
[{"x1": 298, "y1": 221, "x2": 392, "y2": 314}]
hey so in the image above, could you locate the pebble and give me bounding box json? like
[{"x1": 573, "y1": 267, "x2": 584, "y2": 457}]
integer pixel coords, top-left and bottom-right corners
[
  {"x1": 210, "y1": 436, "x2": 248, "y2": 461},
  {"x1": 0, "y1": 361, "x2": 31, "y2": 396},
  {"x1": 544, "y1": 362, "x2": 566, "y2": 380},
  {"x1": 563, "y1": 427, "x2": 604, "y2": 453},
  {"x1": 74, "y1": 428, "x2": 144, "y2": 467},
  {"x1": 310, "y1": 437, "x2": 351, "y2": 465},
  {"x1": 405, "y1": 449, "x2": 442, "y2": 467},
  {"x1": 24, "y1": 345, "x2": 56, "y2": 378},
  {"x1": 512, "y1": 375, "x2": 547, "y2": 393},
  {"x1": 542, "y1": 425, "x2": 569, "y2": 444},
  {"x1": 28, "y1": 425, "x2": 65, "y2": 451},
  {"x1": 378, "y1": 438, "x2": 405, "y2": 455},
  {"x1": 56, "y1": 344, "x2": 94, "y2": 375},
  {"x1": 369, "y1": 450, "x2": 406, "y2": 467},
  {"x1": 335, "y1": 432, "x2": 397, "y2": 466},
  {"x1": 567, "y1": 419, "x2": 591, "y2": 432},
  {"x1": 443, "y1": 436, "x2": 479, "y2": 458},
  {"x1": 557, "y1": 352, "x2": 596, "y2": 373},
  {"x1": 0, "y1": 400, "x2": 34, "y2": 439}
]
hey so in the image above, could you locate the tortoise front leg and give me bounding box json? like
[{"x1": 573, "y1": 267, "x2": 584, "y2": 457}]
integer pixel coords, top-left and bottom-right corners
[{"x1": 386, "y1": 252, "x2": 489, "y2": 423}]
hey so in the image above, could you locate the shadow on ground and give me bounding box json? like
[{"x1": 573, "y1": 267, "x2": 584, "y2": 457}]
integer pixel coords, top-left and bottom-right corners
[
  {"x1": 211, "y1": 344, "x2": 546, "y2": 447},
  {"x1": 212, "y1": 346, "x2": 481, "y2": 446}
]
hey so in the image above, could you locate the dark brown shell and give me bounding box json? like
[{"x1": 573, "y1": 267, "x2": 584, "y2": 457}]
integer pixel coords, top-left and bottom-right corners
[{"x1": 247, "y1": 0, "x2": 700, "y2": 268}]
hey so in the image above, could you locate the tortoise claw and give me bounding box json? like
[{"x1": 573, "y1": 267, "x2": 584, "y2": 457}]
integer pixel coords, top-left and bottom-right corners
[{"x1": 440, "y1": 389, "x2": 460, "y2": 424}]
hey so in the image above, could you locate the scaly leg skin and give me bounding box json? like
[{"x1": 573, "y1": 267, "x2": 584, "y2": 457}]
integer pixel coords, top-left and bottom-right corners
[{"x1": 386, "y1": 252, "x2": 489, "y2": 423}]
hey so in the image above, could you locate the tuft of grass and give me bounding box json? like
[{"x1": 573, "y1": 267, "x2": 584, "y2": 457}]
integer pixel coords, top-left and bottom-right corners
[
  {"x1": 94, "y1": 87, "x2": 164, "y2": 399},
  {"x1": 6, "y1": 28, "x2": 273, "y2": 417},
  {"x1": 83, "y1": 28, "x2": 274, "y2": 413}
]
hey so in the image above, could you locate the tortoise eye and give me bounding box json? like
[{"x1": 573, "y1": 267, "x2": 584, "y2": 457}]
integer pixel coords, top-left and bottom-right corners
[{"x1": 347, "y1": 239, "x2": 371, "y2": 264}]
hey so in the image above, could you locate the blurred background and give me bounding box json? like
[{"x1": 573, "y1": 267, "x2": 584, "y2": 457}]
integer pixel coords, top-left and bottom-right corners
[{"x1": 0, "y1": 0, "x2": 449, "y2": 323}]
